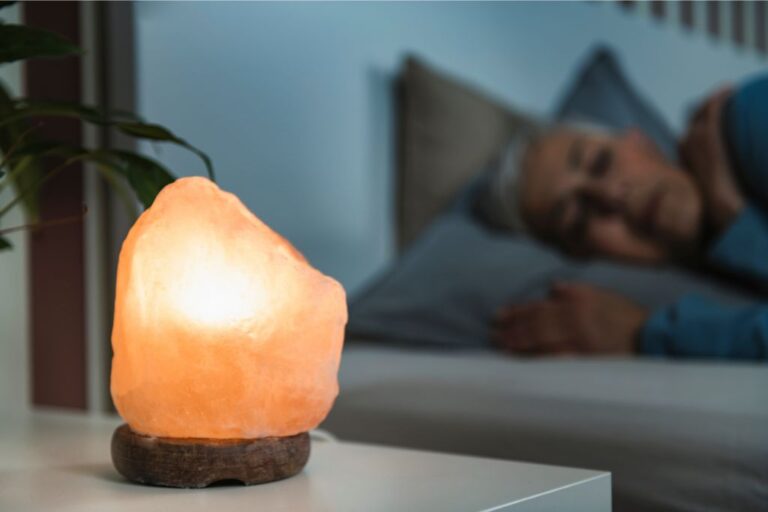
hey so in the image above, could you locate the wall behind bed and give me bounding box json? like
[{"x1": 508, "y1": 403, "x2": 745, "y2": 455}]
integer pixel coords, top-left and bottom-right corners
[{"x1": 134, "y1": 1, "x2": 765, "y2": 294}]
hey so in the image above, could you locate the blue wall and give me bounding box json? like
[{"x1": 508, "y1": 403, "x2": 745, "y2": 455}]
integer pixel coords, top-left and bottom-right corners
[{"x1": 134, "y1": 2, "x2": 764, "y2": 293}]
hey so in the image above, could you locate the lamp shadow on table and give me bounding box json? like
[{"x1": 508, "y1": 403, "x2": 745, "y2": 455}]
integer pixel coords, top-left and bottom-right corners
[{"x1": 61, "y1": 463, "x2": 138, "y2": 486}]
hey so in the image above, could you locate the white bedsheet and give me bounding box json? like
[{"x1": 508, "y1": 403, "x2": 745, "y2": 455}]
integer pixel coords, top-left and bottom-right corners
[{"x1": 321, "y1": 345, "x2": 768, "y2": 512}]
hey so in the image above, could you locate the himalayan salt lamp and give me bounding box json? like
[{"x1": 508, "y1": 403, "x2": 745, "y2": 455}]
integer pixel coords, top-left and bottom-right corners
[{"x1": 110, "y1": 177, "x2": 347, "y2": 488}]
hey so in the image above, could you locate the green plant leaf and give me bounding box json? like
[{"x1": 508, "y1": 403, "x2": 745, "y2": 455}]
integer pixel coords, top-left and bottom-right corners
[
  {"x1": 0, "y1": 24, "x2": 81, "y2": 64},
  {"x1": 0, "y1": 154, "x2": 35, "y2": 196},
  {"x1": 4, "y1": 140, "x2": 86, "y2": 162},
  {"x1": 1, "y1": 142, "x2": 139, "y2": 218},
  {"x1": 0, "y1": 234, "x2": 11, "y2": 250},
  {"x1": 0, "y1": 144, "x2": 85, "y2": 204},
  {"x1": 1, "y1": 142, "x2": 175, "y2": 212},
  {"x1": 89, "y1": 149, "x2": 175, "y2": 208},
  {"x1": 0, "y1": 81, "x2": 41, "y2": 220},
  {"x1": 91, "y1": 161, "x2": 139, "y2": 220},
  {"x1": 116, "y1": 122, "x2": 176, "y2": 141},
  {"x1": 113, "y1": 151, "x2": 174, "y2": 209},
  {"x1": 0, "y1": 150, "x2": 87, "y2": 218},
  {"x1": 116, "y1": 122, "x2": 215, "y2": 182},
  {"x1": 0, "y1": 100, "x2": 141, "y2": 128},
  {"x1": 0, "y1": 105, "x2": 213, "y2": 183}
]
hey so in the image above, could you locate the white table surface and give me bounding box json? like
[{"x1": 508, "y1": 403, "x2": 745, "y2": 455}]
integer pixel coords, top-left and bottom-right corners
[{"x1": 0, "y1": 409, "x2": 610, "y2": 511}]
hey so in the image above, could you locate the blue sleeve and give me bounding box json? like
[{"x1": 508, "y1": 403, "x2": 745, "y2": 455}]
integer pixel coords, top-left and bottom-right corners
[
  {"x1": 708, "y1": 204, "x2": 768, "y2": 285},
  {"x1": 708, "y1": 74, "x2": 768, "y2": 284},
  {"x1": 724, "y1": 74, "x2": 768, "y2": 205},
  {"x1": 641, "y1": 76, "x2": 768, "y2": 361},
  {"x1": 641, "y1": 295, "x2": 768, "y2": 360}
]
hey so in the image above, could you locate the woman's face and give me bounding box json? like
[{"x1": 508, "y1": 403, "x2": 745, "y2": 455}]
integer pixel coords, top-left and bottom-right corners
[{"x1": 519, "y1": 127, "x2": 703, "y2": 262}]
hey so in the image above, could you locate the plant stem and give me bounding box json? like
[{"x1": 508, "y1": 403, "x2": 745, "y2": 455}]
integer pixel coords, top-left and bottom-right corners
[{"x1": 0, "y1": 204, "x2": 87, "y2": 235}]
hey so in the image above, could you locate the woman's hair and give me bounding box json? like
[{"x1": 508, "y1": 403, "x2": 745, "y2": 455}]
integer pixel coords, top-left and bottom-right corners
[{"x1": 474, "y1": 119, "x2": 615, "y2": 234}]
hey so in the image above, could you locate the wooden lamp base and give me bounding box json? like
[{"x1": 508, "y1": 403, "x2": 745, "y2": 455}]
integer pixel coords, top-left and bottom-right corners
[{"x1": 111, "y1": 424, "x2": 310, "y2": 488}]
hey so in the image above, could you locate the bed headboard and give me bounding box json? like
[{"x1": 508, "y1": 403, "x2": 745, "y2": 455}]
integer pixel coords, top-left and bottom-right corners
[{"x1": 619, "y1": 1, "x2": 767, "y2": 57}]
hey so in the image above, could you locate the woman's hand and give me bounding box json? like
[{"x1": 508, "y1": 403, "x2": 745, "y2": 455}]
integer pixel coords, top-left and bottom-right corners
[
  {"x1": 679, "y1": 87, "x2": 745, "y2": 235},
  {"x1": 492, "y1": 282, "x2": 648, "y2": 356}
]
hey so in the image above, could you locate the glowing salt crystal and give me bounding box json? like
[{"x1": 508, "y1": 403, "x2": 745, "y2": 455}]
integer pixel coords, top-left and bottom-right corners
[{"x1": 111, "y1": 177, "x2": 347, "y2": 439}]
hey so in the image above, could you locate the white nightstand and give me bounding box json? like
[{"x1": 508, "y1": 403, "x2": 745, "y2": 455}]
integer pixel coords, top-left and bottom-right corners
[{"x1": 0, "y1": 410, "x2": 610, "y2": 511}]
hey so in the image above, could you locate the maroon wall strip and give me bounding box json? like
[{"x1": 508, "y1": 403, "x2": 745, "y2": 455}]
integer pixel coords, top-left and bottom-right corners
[
  {"x1": 757, "y1": 1, "x2": 767, "y2": 54},
  {"x1": 24, "y1": 2, "x2": 87, "y2": 410},
  {"x1": 708, "y1": 1, "x2": 721, "y2": 37}
]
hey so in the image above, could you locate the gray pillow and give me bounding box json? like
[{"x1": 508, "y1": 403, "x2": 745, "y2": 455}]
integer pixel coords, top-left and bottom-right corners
[
  {"x1": 556, "y1": 46, "x2": 677, "y2": 159},
  {"x1": 349, "y1": 213, "x2": 565, "y2": 347}
]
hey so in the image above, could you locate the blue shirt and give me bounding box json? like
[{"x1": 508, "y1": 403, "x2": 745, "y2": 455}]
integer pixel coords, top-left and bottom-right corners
[{"x1": 640, "y1": 75, "x2": 768, "y2": 360}]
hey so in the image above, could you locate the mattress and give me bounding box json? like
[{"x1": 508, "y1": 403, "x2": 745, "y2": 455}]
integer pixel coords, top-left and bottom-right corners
[{"x1": 321, "y1": 345, "x2": 768, "y2": 512}]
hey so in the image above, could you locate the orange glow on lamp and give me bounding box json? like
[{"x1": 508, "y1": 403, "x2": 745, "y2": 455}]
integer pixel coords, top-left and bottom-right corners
[{"x1": 110, "y1": 177, "x2": 347, "y2": 487}]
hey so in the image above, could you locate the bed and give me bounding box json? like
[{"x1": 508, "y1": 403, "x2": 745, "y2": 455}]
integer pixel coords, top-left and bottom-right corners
[
  {"x1": 320, "y1": 49, "x2": 768, "y2": 511},
  {"x1": 323, "y1": 346, "x2": 768, "y2": 512}
]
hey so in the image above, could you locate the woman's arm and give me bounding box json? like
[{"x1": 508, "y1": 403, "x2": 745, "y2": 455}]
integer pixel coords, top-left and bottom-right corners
[
  {"x1": 492, "y1": 282, "x2": 767, "y2": 360},
  {"x1": 709, "y1": 205, "x2": 768, "y2": 285},
  {"x1": 641, "y1": 295, "x2": 768, "y2": 360},
  {"x1": 681, "y1": 77, "x2": 768, "y2": 285},
  {"x1": 723, "y1": 74, "x2": 768, "y2": 206}
]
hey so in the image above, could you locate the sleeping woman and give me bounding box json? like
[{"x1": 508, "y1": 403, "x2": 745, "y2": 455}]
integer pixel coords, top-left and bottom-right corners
[{"x1": 484, "y1": 75, "x2": 768, "y2": 360}]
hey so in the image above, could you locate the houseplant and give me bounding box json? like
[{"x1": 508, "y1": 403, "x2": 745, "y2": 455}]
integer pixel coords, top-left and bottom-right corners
[{"x1": 0, "y1": 2, "x2": 213, "y2": 250}]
